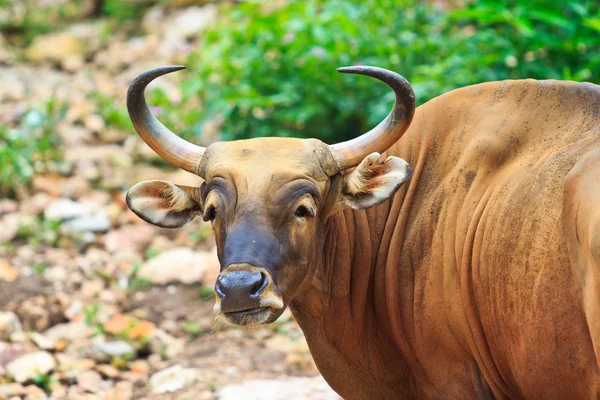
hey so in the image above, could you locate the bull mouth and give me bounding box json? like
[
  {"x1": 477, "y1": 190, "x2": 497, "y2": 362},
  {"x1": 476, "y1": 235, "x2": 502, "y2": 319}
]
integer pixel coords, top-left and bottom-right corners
[{"x1": 223, "y1": 307, "x2": 271, "y2": 325}]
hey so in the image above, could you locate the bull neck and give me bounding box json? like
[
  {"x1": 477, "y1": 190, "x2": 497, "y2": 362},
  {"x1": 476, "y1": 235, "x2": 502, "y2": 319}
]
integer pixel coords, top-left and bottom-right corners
[{"x1": 287, "y1": 132, "x2": 429, "y2": 399}]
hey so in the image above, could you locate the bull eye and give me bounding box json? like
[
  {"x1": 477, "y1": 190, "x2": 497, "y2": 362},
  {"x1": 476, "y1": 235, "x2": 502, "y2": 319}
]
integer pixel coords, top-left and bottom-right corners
[{"x1": 294, "y1": 205, "x2": 311, "y2": 219}]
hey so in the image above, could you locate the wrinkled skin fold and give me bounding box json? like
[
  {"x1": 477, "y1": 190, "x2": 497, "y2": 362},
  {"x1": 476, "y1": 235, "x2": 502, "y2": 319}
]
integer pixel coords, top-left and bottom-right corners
[{"x1": 127, "y1": 67, "x2": 600, "y2": 399}]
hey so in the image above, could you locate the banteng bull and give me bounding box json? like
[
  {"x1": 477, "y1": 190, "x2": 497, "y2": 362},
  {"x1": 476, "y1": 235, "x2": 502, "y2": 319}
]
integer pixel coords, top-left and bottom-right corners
[{"x1": 125, "y1": 65, "x2": 600, "y2": 399}]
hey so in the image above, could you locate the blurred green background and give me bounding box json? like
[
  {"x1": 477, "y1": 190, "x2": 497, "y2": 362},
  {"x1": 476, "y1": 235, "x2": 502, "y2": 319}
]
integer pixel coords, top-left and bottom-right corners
[{"x1": 2, "y1": 0, "x2": 599, "y2": 196}]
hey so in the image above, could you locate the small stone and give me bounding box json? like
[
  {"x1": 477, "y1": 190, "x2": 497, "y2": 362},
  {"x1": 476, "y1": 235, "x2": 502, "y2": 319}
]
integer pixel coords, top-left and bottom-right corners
[
  {"x1": 44, "y1": 321, "x2": 92, "y2": 344},
  {"x1": 0, "y1": 215, "x2": 22, "y2": 243},
  {"x1": 128, "y1": 360, "x2": 149, "y2": 376},
  {"x1": 0, "y1": 312, "x2": 21, "y2": 341},
  {"x1": 62, "y1": 214, "x2": 111, "y2": 233},
  {"x1": 19, "y1": 193, "x2": 52, "y2": 215},
  {"x1": 0, "y1": 199, "x2": 18, "y2": 215},
  {"x1": 149, "y1": 329, "x2": 185, "y2": 359},
  {"x1": 6, "y1": 351, "x2": 55, "y2": 383},
  {"x1": 126, "y1": 320, "x2": 156, "y2": 340},
  {"x1": 103, "y1": 224, "x2": 156, "y2": 253},
  {"x1": 218, "y1": 377, "x2": 340, "y2": 400},
  {"x1": 0, "y1": 259, "x2": 17, "y2": 282},
  {"x1": 169, "y1": 5, "x2": 218, "y2": 38},
  {"x1": 63, "y1": 300, "x2": 83, "y2": 321},
  {"x1": 30, "y1": 332, "x2": 56, "y2": 351},
  {"x1": 147, "y1": 354, "x2": 162, "y2": 367},
  {"x1": 56, "y1": 354, "x2": 95, "y2": 379},
  {"x1": 61, "y1": 54, "x2": 85, "y2": 72},
  {"x1": 26, "y1": 33, "x2": 84, "y2": 63},
  {"x1": 149, "y1": 365, "x2": 198, "y2": 394},
  {"x1": 91, "y1": 341, "x2": 136, "y2": 363},
  {"x1": 80, "y1": 280, "x2": 105, "y2": 299},
  {"x1": 0, "y1": 342, "x2": 32, "y2": 368},
  {"x1": 0, "y1": 72, "x2": 25, "y2": 102},
  {"x1": 102, "y1": 314, "x2": 132, "y2": 335},
  {"x1": 17, "y1": 301, "x2": 50, "y2": 332},
  {"x1": 77, "y1": 370, "x2": 104, "y2": 393},
  {"x1": 138, "y1": 248, "x2": 218, "y2": 285},
  {"x1": 94, "y1": 364, "x2": 119, "y2": 379},
  {"x1": 103, "y1": 380, "x2": 133, "y2": 400},
  {"x1": 84, "y1": 115, "x2": 105, "y2": 133},
  {"x1": 44, "y1": 198, "x2": 89, "y2": 220},
  {"x1": 0, "y1": 383, "x2": 26, "y2": 397},
  {"x1": 23, "y1": 384, "x2": 47, "y2": 399}
]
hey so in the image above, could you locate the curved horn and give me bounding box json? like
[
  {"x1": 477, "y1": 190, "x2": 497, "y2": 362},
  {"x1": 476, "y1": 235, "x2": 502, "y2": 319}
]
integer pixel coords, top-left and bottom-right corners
[
  {"x1": 330, "y1": 66, "x2": 415, "y2": 171},
  {"x1": 127, "y1": 66, "x2": 205, "y2": 173}
]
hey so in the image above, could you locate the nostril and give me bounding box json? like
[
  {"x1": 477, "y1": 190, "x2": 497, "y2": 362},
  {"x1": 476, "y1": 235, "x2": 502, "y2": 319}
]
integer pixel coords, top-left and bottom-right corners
[
  {"x1": 250, "y1": 272, "x2": 268, "y2": 295},
  {"x1": 215, "y1": 278, "x2": 226, "y2": 298}
]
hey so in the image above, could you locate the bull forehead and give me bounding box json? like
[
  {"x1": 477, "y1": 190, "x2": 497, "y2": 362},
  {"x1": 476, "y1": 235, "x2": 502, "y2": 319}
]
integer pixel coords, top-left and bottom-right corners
[{"x1": 197, "y1": 137, "x2": 339, "y2": 181}]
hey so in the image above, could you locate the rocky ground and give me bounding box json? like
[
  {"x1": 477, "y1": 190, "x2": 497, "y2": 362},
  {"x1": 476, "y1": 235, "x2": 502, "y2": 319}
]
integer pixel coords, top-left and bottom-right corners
[{"x1": 0, "y1": 2, "x2": 339, "y2": 399}]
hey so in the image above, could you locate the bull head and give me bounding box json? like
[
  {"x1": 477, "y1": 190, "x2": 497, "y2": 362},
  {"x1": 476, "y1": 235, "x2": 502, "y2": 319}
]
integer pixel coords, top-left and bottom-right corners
[{"x1": 125, "y1": 65, "x2": 415, "y2": 326}]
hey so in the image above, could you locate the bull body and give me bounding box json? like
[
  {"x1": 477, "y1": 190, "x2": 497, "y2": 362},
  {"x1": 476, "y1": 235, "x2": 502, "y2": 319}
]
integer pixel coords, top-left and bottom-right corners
[
  {"x1": 296, "y1": 80, "x2": 600, "y2": 398},
  {"x1": 125, "y1": 65, "x2": 600, "y2": 399}
]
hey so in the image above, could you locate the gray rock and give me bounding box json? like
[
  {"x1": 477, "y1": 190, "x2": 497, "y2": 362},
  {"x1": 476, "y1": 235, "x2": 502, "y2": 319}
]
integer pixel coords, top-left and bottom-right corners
[
  {"x1": 138, "y1": 247, "x2": 218, "y2": 285},
  {"x1": 149, "y1": 364, "x2": 198, "y2": 394},
  {"x1": 148, "y1": 329, "x2": 185, "y2": 360},
  {"x1": 91, "y1": 341, "x2": 136, "y2": 362},
  {"x1": 62, "y1": 214, "x2": 110, "y2": 233},
  {"x1": 169, "y1": 5, "x2": 217, "y2": 38},
  {"x1": 6, "y1": 351, "x2": 56, "y2": 383},
  {"x1": 43, "y1": 321, "x2": 93, "y2": 342},
  {"x1": 44, "y1": 198, "x2": 89, "y2": 221},
  {"x1": 25, "y1": 32, "x2": 84, "y2": 63},
  {"x1": 219, "y1": 377, "x2": 341, "y2": 400},
  {"x1": 77, "y1": 370, "x2": 108, "y2": 393},
  {"x1": 29, "y1": 332, "x2": 56, "y2": 351},
  {"x1": 0, "y1": 312, "x2": 22, "y2": 340},
  {"x1": 0, "y1": 383, "x2": 26, "y2": 398}
]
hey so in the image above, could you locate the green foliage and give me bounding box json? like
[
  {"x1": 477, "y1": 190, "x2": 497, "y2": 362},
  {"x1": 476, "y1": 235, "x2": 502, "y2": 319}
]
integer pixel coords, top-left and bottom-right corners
[
  {"x1": 183, "y1": 0, "x2": 434, "y2": 143},
  {"x1": 125, "y1": 262, "x2": 152, "y2": 294},
  {"x1": 0, "y1": 98, "x2": 65, "y2": 199},
  {"x1": 448, "y1": 0, "x2": 600, "y2": 82},
  {"x1": 198, "y1": 286, "x2": 214, "y2": 299},
  {"x1": 164, "y1": 0, "x2": 600, "y2": 144},
  {"x1": 101, "y1": 0, "x2": 150, "y2": 21},
  {"x1": 32, "y1": 372, "x2": 54, "y2": 392},
  {"x1": 83, "y1": 302, "x2": 107, "y2": 337},
  {"x1": 92, "y1": 92, "x2": 133, "y2": 131},
  {"x1": 15, "y1": 217, "x2": 62, "y2": 248},
  {"x1": 0, "y1": 0, "x2": 89, "y2": 44},
  {"x1": 181, "y1": 321, "x2": 203, "y2": 340}
]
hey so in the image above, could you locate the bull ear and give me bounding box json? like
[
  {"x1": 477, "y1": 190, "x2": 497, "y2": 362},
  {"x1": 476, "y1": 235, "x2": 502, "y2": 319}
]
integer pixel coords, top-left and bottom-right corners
[
  {"x1": 126, "y1": 180, "x2": 202, "y2": 228},
  {"x1": 340, "y1": 152, "x2": 412, "y2": 210}
]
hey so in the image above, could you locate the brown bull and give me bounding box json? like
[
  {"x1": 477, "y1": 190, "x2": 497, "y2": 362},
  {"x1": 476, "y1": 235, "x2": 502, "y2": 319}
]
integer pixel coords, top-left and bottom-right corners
[{"x1": 125, "y1": 65, "x2": 600, "y2": 399}]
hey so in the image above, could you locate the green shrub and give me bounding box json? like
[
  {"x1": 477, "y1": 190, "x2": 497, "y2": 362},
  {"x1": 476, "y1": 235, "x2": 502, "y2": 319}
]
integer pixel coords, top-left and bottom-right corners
[
  {"x1": 165, "y1": 0, "x2": 600, "y2": 144},
  {"x1": 181, "y1": 0, "x2": 447, "y2": 144},
  {"x1": 448, "y1": 1, "x2": 600, "y2": 82},
  {"x1": 0, "y1": 98, "x2": 65, "y2": 199}
]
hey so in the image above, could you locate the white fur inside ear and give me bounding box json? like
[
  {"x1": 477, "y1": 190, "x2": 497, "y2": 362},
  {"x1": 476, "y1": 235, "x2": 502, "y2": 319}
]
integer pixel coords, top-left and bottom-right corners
[
  {"x1": 341, "y1": 154, "x2": 412, "y2": 210},
  {"x1": 126, "y1": 180, "x2": 200, "y2": 228}
]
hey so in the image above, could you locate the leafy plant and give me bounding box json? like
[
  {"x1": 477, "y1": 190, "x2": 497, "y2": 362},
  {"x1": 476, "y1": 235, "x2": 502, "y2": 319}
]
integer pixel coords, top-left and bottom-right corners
[
  {"x1": 125, "y1": 262, "x2": 152, "y2": 294},
  {"x1": 156, "y1": 0, "x2": 600, "y2": 145},
  {"x1": 448, "y1": 0, "x2": 600, "y2": 82},
  {"x1": 181, "y1": 321, "x2": 203, "y2": 341},
  {"x1": 83, "y1": 302, "x2": 107, "y2": 337},
  {"x1": 198, "y1": 286, "x2": 214, "y2": 300},
  {"x1": 32, "y1": 372, "x2": 54, "y2": 392},
  {"x1": 15, "y1": 217, "x2": 62, "y2": 248},
  {"x1": 92, "y1": 92, "x2": 133, "y2": 131},
  {"x1": 0, "y1": 98, "x2": 65, "y2": 199}
]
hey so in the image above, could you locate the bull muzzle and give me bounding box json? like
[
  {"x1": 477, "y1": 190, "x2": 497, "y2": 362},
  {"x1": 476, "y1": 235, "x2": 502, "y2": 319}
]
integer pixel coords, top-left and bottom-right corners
[
  {"x1": 215, "y1": 269, "x2": 268, "y2": 311},
  {"x1": 214, "y1": 264, "x2": 284, "y2": 325}
]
